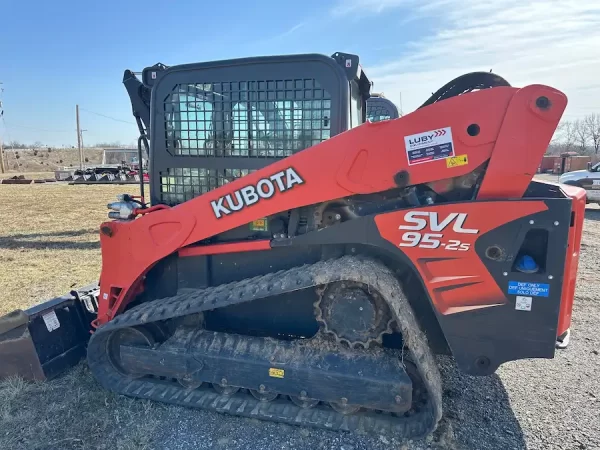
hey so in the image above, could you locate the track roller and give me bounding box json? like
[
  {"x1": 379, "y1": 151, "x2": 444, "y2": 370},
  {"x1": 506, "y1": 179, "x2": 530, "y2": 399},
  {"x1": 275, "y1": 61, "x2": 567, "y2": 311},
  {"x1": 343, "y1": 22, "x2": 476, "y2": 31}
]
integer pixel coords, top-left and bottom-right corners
[
  {"x1": 212, "y1": 381, "x2": 240, "y2": 396},
  {"x1": 250, "y1": 385, "x2": 279, "y2": 402},
  {"x1": 289, "y1": 392, "x2": 319, "y2": 409},
  {"x1": 330, "y1": 400, "x2": 361, "y2": 415}
]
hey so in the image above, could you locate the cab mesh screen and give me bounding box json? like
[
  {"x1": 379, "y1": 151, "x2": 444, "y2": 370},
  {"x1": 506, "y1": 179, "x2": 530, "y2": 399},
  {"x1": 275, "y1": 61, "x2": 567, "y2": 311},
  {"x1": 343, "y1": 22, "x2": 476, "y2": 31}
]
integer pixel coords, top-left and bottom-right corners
[
  {"x1": 367, "y1": 104, "x2": 393, "y2": 122},
  {"x1": 164, "y1": 80, "x2": 332, "y2": 157},
  {"x1": 159, "y1": 168, "x2": 255, "y2": 205},
  {"x1": 159, "y1": 79, "x2": 332, "y2": 204}
]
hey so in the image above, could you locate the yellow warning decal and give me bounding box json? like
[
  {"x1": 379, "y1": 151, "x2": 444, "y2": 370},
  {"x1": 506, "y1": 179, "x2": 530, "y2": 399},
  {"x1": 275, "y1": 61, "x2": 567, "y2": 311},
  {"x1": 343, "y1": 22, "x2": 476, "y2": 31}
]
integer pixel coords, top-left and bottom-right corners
[
  {"x1": 250, "y1": 218, "x2": 268, "y2": 231},
  {"x1": 446, "y1": 154, "x2": 468, "y2": 168},
  {"x1": 269, "y1": 368, "x2": 284, "y2": 378}
]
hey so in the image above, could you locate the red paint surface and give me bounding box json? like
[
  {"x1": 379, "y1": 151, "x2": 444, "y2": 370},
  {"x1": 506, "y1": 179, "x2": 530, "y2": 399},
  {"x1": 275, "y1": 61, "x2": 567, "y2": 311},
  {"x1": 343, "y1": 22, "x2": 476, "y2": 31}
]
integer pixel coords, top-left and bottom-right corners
[{"x1": 178, "y1": 240, "x2": 271, "y2": 258}]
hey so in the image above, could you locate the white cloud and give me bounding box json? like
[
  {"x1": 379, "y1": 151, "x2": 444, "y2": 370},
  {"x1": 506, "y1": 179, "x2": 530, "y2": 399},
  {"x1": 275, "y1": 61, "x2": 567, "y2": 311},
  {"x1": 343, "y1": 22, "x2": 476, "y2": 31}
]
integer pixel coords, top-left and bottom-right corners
[
  {"x1": 278, "y1": 22, "x2": 306, "y2": 39},
  {"x1": 345, "y1": 0, "x2": 600, "y2": 119}
]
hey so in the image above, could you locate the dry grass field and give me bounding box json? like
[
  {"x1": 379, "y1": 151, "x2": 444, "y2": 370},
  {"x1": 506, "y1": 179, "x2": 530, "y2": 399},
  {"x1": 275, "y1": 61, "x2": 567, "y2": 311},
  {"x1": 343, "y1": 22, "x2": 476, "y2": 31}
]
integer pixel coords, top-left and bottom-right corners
[
  {"x1": 0, "y1": 184, "x2": 134, "y2": 315},
  {"x1": 0, "y1": 180, "x2": 598, "y2": 450}
]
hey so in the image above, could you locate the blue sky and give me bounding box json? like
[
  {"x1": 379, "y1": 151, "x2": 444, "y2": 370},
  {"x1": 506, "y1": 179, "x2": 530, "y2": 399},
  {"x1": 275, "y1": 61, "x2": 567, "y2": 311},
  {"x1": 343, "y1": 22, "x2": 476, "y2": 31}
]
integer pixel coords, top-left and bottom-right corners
[{"x1": 1, "y1": 0, "x2": 599, "y2": 146}]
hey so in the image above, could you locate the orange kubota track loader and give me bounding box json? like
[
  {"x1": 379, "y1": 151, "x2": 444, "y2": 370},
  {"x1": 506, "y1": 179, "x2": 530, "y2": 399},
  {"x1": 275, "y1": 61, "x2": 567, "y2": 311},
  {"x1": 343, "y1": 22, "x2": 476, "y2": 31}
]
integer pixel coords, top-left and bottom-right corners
[{"x1": 0, "y1": 52, "x2": 585, "y2": 440}]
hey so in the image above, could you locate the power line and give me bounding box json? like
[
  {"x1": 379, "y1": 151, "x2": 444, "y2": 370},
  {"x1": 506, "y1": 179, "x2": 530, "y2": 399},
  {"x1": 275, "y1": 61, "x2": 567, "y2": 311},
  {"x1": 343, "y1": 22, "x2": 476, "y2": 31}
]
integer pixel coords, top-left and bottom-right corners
[
  {"x1": 1, "y1": 122, "x2": 73, "y2": 133},
  {"x1": 79, "y1": 107, "x2": 135, "y2": 125}
]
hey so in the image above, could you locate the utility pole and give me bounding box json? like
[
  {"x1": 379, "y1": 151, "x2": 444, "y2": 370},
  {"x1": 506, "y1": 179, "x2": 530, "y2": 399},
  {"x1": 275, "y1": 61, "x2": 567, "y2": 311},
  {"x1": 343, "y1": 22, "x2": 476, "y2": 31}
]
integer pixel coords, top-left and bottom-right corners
[
  {"x1": 0, "y1": 81, "x2": 5, "y2": 173},
  {"x1": 0, "y1": 133, "x2": 4, "y2": 174},
  {"x1": 80, "y1": 129, "x2": 87, "y2": 152},
  {"x1": 76, "y1": 104, "x2": 83, "y2": 170}
]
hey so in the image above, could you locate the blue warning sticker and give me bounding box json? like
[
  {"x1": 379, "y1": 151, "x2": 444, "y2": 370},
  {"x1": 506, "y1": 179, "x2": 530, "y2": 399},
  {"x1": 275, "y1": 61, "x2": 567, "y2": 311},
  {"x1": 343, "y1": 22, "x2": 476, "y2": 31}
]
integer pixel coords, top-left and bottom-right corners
[{"x1": 508, "y1": 281, "x2": 550, "y2": 297}]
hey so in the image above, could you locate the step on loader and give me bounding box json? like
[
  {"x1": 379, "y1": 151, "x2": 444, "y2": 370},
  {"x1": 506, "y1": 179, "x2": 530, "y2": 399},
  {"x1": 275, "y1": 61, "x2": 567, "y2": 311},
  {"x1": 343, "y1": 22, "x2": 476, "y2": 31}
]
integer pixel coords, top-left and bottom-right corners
[{"x1": 0, "y1": 52, "x2": 585, "y2": 440}]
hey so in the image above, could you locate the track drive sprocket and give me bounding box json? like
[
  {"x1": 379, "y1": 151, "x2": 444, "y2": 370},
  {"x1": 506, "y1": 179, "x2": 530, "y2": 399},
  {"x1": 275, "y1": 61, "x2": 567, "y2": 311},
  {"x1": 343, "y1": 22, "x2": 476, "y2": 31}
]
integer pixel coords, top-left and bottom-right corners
[{"x1": 315, "y1": 281, "x2": 395, "y2": 348}]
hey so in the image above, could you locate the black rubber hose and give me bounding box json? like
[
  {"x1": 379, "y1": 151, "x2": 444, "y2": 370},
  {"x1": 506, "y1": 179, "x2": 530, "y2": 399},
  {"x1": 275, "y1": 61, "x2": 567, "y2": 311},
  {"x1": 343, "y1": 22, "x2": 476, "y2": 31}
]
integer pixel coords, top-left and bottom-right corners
[{"x1": 418, "y1": 72, "x2": 511, "y2": 109}]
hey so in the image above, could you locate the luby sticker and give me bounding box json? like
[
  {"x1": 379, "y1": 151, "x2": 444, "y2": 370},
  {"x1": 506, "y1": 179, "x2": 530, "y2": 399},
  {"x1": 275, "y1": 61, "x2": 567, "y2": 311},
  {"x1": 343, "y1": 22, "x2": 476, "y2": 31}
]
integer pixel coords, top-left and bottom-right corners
[
  {"x1": 42, "y1": 311, "x2": 60, "y2": 332},
  {"x1": 345, "y1": 59, "x2": 352, "y2": 68},
  {"x1": 404, "y1": 127, "x2": 454, "y2": 165}
]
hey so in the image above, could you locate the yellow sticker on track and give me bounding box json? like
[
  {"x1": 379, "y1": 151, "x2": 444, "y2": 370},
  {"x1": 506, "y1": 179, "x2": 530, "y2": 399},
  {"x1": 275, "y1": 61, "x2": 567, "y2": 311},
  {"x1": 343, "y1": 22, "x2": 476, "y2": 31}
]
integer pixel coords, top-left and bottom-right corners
[
  {"x1": 446, "y1": 154, "x2": 468, "y2": 168},
  {"x1": 269, "y1": 368, "x2": 284, "y2": 378}
]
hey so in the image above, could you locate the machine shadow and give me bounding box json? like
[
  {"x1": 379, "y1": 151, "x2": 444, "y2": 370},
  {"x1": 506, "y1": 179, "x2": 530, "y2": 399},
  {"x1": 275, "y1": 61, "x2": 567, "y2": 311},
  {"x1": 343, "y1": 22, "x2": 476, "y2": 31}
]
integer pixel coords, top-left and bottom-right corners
[
  {"x1": 584, "y1": 207, "x2": 600, "y2": 222},
  {"x1": 437, "y1": 356, "x2": 527, "y2": 450},
  {"x1": 0, "y1": 229, "x2": 97, "y2": 239},
  {"x1": 0, "y1": 229, "x2": 99, "y2": 251}
]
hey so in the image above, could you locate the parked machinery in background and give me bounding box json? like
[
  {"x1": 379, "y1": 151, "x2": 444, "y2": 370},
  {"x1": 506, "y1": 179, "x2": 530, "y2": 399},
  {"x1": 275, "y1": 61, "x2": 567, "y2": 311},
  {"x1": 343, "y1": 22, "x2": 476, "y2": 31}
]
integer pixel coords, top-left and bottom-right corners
[{"x1": 367, "y1": 92, "x2": 399, "y2": 122}]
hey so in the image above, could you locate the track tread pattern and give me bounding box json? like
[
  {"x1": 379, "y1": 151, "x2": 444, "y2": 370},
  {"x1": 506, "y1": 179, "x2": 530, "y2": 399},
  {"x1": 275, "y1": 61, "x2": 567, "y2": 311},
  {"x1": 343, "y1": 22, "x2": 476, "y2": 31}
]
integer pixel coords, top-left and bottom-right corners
[{"x1": 87, "y1": 256, "x2": 442, "y2": 440}]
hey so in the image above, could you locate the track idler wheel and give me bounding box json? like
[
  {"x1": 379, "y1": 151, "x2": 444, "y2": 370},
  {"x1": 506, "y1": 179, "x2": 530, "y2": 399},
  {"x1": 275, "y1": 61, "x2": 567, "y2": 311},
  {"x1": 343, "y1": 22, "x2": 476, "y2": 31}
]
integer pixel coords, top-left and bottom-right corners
[{"x1": 106, "y1": 327, "x2": 155, "y2": 378}]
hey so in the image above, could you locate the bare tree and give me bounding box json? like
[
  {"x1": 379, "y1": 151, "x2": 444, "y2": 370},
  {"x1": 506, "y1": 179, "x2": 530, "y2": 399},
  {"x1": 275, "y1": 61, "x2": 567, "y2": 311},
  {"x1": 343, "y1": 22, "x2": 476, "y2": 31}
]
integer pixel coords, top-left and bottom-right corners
[
  {"x1": 552, "y1": 120, "x2": 577, "y2": 153},
  {"x1": 573, "y1": 119, "x2": 589, "y2": 152},
  {"x1": 7, "y1": 140, "x2": 26, "y2": 149},
  {"x1": 584, "y1": 113, "x2": 600, "y2": 154}
]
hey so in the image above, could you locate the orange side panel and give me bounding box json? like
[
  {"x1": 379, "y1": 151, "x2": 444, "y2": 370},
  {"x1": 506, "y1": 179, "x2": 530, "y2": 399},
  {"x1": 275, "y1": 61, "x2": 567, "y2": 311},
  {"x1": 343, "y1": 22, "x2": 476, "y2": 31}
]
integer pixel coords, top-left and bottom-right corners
[{"x1": 375, "y1": 202, "x2": 547, "y2": 315}]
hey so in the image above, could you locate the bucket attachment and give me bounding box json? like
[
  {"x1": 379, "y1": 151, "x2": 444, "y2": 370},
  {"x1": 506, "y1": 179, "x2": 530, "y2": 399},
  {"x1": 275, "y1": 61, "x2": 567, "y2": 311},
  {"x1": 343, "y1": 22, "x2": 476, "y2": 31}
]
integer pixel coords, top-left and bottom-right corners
[{"x1": 0, "y1": 285, "x2": 98, "y2": 381}]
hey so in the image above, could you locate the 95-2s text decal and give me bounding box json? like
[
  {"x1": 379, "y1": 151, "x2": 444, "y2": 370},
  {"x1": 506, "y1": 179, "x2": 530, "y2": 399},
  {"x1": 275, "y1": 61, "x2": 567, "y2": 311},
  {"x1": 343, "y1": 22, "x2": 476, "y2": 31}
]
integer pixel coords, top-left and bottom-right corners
[{"x1": 398, "y1": 212, "x2": 478, "y2": 251}]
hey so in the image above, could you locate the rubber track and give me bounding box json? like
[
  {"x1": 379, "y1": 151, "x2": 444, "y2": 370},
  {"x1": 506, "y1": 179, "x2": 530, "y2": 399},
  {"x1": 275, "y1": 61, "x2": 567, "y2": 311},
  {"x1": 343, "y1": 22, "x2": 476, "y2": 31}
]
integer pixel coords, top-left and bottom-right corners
[{"x1": 87, "y1": 256, "x2": 442, "y2": 440}]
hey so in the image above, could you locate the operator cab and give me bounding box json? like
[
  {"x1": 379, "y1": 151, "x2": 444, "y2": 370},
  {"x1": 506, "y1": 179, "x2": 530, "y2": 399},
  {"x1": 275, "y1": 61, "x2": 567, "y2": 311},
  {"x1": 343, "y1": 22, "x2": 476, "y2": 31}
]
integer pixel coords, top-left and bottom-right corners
[{"x1": 124, "y1": 52, "x2": 371, "y2": 206}]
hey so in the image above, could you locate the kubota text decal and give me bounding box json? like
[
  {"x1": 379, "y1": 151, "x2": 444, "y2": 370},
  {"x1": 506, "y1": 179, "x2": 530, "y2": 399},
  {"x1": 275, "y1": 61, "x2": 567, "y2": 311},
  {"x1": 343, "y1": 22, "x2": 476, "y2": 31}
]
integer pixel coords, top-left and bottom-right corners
[{"x1": 211, "y1": 167, "x2": 304, "y2": 218}]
